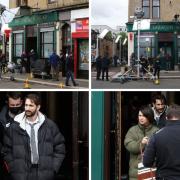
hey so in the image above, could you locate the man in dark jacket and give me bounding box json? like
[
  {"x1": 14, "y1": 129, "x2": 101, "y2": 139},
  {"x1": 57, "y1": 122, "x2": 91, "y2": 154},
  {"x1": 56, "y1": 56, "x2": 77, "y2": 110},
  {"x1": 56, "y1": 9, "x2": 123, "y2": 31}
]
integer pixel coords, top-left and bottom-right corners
[
  {"x1": 96, "y1": 55, "x2": 102, "y2": 80},
  {"x1": 0, "y1": 92, "x2": 23, "y2": 180},
  {"x1": 151, "y1": 94, "x2": 168, "y2": 128},
  {"x1": 65, "y1": 52, "x2": 78, "y2": 86},
  {"x1": 49, "y1": 51, "x2": 60, "y2": 81},
  {"x1": 102, "y1": 55, "x2": 110, "y2": 81},
  {"x1": 2, "y1": 93, "x2": 65, "y2": 180},
  {"x1": 143, "y1": 104, "x2": 180, "y2": 180}
]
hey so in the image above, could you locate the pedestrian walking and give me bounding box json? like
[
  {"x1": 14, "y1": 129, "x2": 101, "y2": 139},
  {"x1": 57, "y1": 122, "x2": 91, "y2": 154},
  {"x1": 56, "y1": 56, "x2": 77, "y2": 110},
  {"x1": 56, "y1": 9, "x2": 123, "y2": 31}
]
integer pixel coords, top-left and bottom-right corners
[
  {"x1": 96, "y1": 55, "x2": 102, "y2": 80},
  {"x1": 2, "y1": 93, "x2": 65, "y2": 180},
  {"x1": 65, "y1": 52, "x2": 78, "y2": 86},
  {"x1": 102, "y1": 54, "x2": 110, "y2": 81},
  {"x1": 153, "y1": 55, "x2": 161, "y2": 79},
  {"x1": 49, "y1": 50, "x2": 60, "y2": 81},
  {"x1": 124, "y1": 105, "x2": 159, "y2": 180},
  {"x1": 143, "y1": 104, "x2": 180, "y2": 180}
]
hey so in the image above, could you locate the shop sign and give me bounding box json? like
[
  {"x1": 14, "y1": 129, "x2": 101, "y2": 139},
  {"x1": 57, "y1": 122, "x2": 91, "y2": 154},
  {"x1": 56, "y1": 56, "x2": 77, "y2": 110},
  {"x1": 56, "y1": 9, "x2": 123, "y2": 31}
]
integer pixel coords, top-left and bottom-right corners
[
  {"x1": 127, "y1": 22, "x2": 180, "y2": 32},
  {"x1": 76, "y1": 19, "x2": 89, "y2": 32},
  {"x1": 9, "y1": 12, "x2": 58, "y2": 27}
]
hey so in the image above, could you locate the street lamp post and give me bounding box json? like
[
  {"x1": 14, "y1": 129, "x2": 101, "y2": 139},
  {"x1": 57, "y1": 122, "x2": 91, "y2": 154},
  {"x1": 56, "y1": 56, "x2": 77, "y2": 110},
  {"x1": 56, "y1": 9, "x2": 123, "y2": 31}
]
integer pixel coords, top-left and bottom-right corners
[{"x1": 134, "y1": 7, "x2": 144, "y2": 78}]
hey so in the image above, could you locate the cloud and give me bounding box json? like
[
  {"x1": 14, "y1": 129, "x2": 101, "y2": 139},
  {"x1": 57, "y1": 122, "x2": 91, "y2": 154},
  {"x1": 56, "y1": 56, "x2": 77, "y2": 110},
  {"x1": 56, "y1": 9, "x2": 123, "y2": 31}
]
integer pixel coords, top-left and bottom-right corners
[{"x1": 91, "y1": 0, "x2": 128, "y2": 28}]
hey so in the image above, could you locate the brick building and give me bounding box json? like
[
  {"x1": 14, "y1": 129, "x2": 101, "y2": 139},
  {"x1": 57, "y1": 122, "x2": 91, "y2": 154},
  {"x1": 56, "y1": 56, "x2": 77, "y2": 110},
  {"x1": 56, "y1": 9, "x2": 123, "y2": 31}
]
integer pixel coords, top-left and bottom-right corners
[
  {"x1": 8, "y1": 0, "x2": 89, "y2": 78},
  {"x1": 127, "y1": 0, "x2": 180, "y2": 70}
]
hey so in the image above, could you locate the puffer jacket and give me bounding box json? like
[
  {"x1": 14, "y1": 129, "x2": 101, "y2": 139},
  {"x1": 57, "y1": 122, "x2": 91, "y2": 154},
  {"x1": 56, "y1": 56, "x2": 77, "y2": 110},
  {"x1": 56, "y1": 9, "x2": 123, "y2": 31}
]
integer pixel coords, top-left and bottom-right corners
[
  {"x1": 2, "y1": 112, "x2": 65, "y2": 180},
  {"x1": 124, "y1": 123, "x2": 159, "y2": 180}
]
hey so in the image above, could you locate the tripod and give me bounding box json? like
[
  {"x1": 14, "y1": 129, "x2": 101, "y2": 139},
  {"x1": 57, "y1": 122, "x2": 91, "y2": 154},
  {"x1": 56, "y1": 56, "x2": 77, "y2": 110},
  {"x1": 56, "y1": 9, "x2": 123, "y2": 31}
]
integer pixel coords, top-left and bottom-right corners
[{"x1": 117, "y1": 61, "x2": 154, "y2": 84}]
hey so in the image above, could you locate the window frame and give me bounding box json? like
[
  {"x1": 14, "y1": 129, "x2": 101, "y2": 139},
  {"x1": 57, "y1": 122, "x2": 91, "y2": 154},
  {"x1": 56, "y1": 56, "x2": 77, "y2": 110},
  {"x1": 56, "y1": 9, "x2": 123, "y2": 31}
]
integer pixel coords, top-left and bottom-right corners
[
  {"x1": 13, "y1": 33, "x2": 24, "y2": 58},
  {"x1": 40, "y1": 31, "x2": 55, "y2": 58},
  {"x1": 142, "y1": 0, "x2": 150, "y2": 19},
  {"x1": 152, "y1": 0, "x2": 160, "y2": 19}
]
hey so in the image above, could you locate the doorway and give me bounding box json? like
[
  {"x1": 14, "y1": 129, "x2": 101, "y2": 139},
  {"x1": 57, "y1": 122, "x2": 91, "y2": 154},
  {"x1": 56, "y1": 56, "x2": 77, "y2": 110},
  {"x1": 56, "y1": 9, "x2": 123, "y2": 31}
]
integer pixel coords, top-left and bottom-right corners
[
  {"x1": 158, "y1": 42, "x2": 173, "y2": 70},
  {"x1": 27, "y1": 37, "x2": 37, "y2": 54}
]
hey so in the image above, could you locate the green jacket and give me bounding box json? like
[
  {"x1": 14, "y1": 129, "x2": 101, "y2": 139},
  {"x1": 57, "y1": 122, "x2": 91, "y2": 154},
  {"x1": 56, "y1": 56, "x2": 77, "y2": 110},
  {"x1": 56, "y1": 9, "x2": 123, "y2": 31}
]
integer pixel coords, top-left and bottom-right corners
[{"x1": 124, "y1": 123, "x2": 159, "y2": 180}]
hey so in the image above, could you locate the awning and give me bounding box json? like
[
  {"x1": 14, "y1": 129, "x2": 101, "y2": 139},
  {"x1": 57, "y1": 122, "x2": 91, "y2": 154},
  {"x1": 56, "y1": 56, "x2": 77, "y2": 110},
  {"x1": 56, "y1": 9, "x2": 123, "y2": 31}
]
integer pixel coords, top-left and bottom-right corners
[{"x1": 9, "y1": 11, "x2": 58, "y2": 27}]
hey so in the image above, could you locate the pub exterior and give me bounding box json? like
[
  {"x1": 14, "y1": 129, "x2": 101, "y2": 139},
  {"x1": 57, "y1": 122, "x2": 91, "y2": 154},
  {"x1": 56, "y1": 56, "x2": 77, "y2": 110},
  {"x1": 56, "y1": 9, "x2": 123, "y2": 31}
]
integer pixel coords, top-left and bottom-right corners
[{"x1": 127, "y1": 0, "x2": 180, "y2": 70}]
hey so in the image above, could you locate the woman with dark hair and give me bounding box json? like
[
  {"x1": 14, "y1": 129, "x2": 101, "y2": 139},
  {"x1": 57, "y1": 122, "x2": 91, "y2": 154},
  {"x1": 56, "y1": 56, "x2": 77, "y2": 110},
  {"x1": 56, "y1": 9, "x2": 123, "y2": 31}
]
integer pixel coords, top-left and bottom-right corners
[{"x1": 124, "y1": 105, "x2": 159, "y2": 180}]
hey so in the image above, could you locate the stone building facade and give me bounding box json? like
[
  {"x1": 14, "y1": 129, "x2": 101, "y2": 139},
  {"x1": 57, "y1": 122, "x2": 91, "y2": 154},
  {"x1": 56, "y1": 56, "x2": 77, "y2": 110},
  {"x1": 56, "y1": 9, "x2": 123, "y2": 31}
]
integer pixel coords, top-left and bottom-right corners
[{"x1": 127, "y1": 0, "x2": 180, "y2": 70}]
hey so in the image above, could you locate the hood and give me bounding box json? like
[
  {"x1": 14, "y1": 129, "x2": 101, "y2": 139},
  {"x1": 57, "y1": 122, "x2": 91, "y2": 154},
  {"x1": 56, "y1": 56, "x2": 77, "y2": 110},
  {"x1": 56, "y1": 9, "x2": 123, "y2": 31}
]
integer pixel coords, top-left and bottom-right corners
[{"x1": 14, "y1": 111, "x2": 45, "y2": 130}]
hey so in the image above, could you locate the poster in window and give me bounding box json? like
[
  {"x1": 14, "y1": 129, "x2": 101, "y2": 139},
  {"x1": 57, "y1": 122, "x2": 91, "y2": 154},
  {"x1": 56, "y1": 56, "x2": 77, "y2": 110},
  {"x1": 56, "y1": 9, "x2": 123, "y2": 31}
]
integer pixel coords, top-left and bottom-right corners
[{"x1": 79, "y1": 40, "x2": 89, "y2": 70}]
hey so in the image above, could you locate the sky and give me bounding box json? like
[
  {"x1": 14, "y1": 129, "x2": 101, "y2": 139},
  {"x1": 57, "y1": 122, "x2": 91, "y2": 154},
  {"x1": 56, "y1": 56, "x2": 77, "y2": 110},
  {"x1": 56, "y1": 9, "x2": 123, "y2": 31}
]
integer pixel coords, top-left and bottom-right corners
[
  {"x1": 0, "y1": 0, "x2": 9, "y2": 7},
  {"x1": 91, "y1": 0, "x2": 128, "y2": 29}
]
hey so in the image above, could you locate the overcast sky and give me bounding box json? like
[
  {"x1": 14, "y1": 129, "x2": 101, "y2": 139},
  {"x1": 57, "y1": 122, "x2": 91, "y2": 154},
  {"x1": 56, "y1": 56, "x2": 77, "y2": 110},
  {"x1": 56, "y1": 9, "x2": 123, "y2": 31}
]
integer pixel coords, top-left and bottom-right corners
[
  {"x1": 91, "y1": 0, "x2": 128, "y2": 29},
  {"x1": 0, "y1": 0, "x2": 9, "y2": 7}
]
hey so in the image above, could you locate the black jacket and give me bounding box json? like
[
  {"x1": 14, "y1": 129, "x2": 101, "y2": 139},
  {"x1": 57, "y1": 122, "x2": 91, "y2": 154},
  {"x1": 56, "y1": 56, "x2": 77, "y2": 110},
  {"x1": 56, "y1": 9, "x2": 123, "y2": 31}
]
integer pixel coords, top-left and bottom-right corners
[
  {"x1": 152, "y1": 106, "x2": 168, "y2": 129},
  {"x1": 65, "y1": 56, "x2": 73, "y2": 72},
  {"x1": 143, "y1": 120, "x2": 180, "y2": 179},
  {"x1": 0, "y1": 106, "x2": 14, "y2": 180},
  {"x1": 2, "y1": 115, "x2": 65, "y2": 180},
  {"x1": 102, "y1": 56, "x2": 110, "y2": 69}
]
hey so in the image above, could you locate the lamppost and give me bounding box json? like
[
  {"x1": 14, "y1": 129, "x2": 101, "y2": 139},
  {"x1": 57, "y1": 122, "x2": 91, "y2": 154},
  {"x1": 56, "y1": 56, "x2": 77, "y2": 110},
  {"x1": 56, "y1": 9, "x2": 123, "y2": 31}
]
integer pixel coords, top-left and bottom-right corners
[{"x1": 134, "y1": 7, "x2": 144, "y2": 78}]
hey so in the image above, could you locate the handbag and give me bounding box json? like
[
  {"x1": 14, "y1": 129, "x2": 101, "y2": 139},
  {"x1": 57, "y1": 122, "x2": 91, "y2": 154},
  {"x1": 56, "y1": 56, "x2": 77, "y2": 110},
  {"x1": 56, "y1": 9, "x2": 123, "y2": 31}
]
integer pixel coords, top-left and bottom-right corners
[{"x1": 138, "y1": 143, "x2": 156, "y2": 180}]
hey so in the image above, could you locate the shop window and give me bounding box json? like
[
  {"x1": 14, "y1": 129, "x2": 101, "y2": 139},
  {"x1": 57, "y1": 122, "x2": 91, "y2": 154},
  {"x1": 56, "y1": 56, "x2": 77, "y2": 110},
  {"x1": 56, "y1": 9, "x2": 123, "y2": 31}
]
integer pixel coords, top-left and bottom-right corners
[
  {"x1": 152, "y1": 0, "x2": 160, "y2": 19},
  {"x1": 78, "y1": 40, "x2": 89, "y2": 71},
  {"x1": 142, "y1": 0, "x2": 150, "y2": 18},
  {"x1": 136, "y1": 35, "x2": 155, "y2": 58},
  {"x1": 40, "y1": 31, "x2": 54, "y2": 58},
  {"x1": 13, "y1": 33, "x2": 23, "y2": 57}
]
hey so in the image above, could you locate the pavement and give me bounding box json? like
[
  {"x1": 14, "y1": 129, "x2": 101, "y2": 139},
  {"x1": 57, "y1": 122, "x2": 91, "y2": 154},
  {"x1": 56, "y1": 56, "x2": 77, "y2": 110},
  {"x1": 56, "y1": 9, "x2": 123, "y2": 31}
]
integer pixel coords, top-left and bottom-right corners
[
  {"x1": 1, "y1": 72, "x2": 89, "y2": 89},
  {"x1": 91, "y1": 66, "x2": 180, "y2": 80}
]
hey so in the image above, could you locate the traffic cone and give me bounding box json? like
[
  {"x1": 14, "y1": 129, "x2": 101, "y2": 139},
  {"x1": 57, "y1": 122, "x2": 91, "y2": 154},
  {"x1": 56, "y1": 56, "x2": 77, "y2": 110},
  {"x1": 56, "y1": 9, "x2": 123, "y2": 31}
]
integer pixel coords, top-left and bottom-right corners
[
  {"x1": 29, "y1": 72, "x2": 33, "y2": 79},
  {"x1": 154, "y1": 79, "x2": 160, "y2": 85},
  {"x1": 58, "y1": 82, "x2": 65, "y2": 88},
  {"x1": 24, "y1": 78, "x2": 31, "y2": 89}
]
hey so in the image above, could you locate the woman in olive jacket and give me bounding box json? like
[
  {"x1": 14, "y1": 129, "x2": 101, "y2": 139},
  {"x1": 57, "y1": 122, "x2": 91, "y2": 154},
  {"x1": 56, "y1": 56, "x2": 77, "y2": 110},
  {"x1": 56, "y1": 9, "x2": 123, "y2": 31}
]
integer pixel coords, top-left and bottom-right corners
[{"x1": 124, "y1": 105, "x2": 159, "y2": 180}]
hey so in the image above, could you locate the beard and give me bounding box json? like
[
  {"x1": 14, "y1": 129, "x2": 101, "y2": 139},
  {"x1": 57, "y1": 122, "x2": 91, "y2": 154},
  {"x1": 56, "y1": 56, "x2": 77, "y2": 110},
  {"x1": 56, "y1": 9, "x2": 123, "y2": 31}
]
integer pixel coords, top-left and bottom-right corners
[{"x1": 25, "y1": 109, "x2": 37, "y2": 117}]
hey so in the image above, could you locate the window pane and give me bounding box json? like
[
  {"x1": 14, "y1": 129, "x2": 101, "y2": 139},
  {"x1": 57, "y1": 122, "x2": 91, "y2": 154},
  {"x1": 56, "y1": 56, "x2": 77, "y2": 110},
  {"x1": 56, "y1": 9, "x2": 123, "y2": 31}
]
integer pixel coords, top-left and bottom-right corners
[
  {"x1": 15, "y1": 45, "x2": 22, "y2": 57},
  {"x1": 153, "y1": 0, "x2": 160, "y2": 6},
  {"x1": 15, "y1": 33, "x2": 23, "y2": 44},
  {"x1": 153, "y1": 7, "x2": 160, "y2": 18},
  {"x1": 43, "y1": 44, "x2": 53, "y2": 58},
  {"x1": 143, "y1": 0, "x2": 149, "y2": 6},
  {"x1": 143, "y1": 7, "x2": 150, "y2": 18},
  {"x1": 79, "y1": 40, "x2": 89, "y2": 70},
  {"x1": 44, "y1": 32, "x2": 53, "y2": 43}
]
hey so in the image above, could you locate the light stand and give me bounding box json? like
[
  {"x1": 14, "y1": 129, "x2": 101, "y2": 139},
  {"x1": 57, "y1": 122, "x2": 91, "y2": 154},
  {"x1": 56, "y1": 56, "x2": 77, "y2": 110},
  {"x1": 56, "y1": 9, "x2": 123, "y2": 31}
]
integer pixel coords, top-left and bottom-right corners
[
  {"x1": 111, "y1": 7, "x2": 154, "y2": 83},
  {"x1": 134, "y1": 7, "x2": 144, "y2": 78}
]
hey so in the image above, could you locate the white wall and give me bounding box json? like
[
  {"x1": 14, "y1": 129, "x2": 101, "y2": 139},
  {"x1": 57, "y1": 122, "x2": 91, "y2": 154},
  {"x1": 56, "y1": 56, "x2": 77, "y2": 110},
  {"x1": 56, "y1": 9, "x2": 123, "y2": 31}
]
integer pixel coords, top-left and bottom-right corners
[{"x1": 71, "y1": 8, "x2": 89, "y2": 33}]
